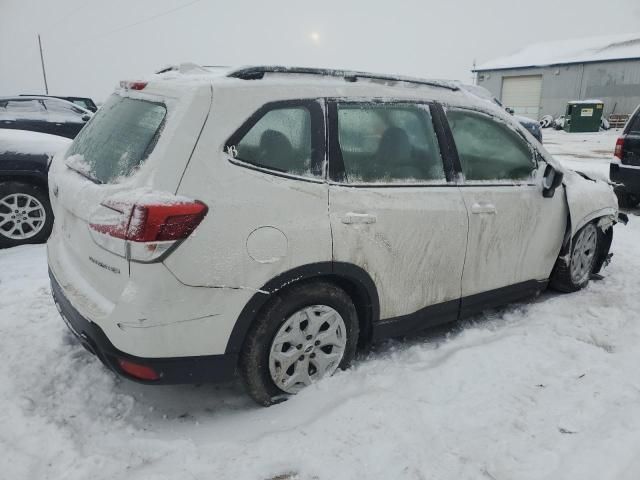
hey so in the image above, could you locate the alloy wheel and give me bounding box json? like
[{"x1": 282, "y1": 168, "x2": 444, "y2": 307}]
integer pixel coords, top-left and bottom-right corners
[
  {"x1": 0, "y1": 193, "x2": 47, "y2": 240},
  {"x1": 570, "y1": 223, "x2": 598, "y2": 285},
  {"x1": 269, "y1": 305, "x2": 347, "y2": 394}
]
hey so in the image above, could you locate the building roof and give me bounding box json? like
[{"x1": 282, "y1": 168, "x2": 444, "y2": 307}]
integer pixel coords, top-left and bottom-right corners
[{"x1": 475, "y1": 32, "x2": 640, "y2": 72}]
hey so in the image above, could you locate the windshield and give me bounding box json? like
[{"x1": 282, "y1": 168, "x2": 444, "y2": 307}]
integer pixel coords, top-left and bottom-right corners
[{"x1": 65, "y1": 94, "x2": 166, "y2": 184}]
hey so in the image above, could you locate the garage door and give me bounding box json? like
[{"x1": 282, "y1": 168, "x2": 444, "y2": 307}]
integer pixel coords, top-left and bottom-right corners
[{"x1": 501, "y1": 75, "x2": 542, "y2": 119}]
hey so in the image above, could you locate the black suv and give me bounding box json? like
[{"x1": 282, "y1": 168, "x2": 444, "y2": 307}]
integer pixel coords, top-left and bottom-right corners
[
  {"x1": 610, "y1": 105, "x2": 640, "y2": 208},
  {"x1": 0, "y1": 129, "x2": 70, "y2": 248},
  {"x1": 0, "y1": 96, "x2": 92, "y2": 139}
]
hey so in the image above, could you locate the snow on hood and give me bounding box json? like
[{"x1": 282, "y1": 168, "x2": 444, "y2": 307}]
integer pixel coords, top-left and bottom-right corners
[
  {"x1": 475, "y1": 32, "x2": 640, "y2": 71},
  {"x1": 0, "y1": 129, "x2": 71, "y2": 156}
]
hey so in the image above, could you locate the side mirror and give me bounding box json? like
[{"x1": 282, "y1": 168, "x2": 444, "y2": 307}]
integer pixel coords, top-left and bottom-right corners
[
  {"x1": 81, "y1": 114, "x2": 91, "y2": 122},
  {"x1": 542, "y1": 164, "x2": 564, "y2": 198}
]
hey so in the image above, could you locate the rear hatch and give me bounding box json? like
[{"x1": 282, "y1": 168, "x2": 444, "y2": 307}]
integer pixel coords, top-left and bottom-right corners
[{"x1": 48, "y1": 81, "x2": 212, "y2": 319}]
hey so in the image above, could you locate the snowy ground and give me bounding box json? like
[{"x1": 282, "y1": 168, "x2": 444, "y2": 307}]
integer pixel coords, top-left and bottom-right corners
[
  {"x1": 2, "y1": 130, "x2": 640, "y2": 480},
  {"x1": 543, "y1": 128, "x2": 619, "y2": 181}
]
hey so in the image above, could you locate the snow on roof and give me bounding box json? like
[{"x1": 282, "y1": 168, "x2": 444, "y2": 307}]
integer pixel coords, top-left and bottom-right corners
[
  {"x1": 475, "y1": 32, "x2": 640, "y2": 71},
  {"x1": 150, "y1": 64, "x2": 460, "y2": 91},
  {"x1": 568, "y1": 99, "x2": 603, "y2": 104}
]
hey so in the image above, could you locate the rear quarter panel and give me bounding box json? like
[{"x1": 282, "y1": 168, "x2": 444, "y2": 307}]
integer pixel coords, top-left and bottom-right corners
[{"x1": 164, "y1": 84, "x2": 333, "y2": 292}]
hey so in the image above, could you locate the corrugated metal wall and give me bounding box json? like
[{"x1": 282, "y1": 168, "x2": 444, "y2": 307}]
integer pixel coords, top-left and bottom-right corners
[{"x1": 476, "y1": 59, "x2": 640, "y2": 120}]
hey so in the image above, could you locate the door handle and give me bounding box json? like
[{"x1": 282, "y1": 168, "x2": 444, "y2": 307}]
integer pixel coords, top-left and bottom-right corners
[
  {"x1": 341, "y1": 212, "x2": 377, "y2": 224},
  {"x1": 471, "y1": 202, "x2": 496, "y2": 214}
]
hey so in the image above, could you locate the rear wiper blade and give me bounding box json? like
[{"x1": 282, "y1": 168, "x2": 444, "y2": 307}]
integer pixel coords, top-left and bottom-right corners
[{"x1": 64, "y1": 161, "x2": 103, "y2": 185}]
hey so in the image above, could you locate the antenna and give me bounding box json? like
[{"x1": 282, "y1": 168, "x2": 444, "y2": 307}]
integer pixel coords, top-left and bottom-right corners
[{"x1": 37, "y1": 34, "x2": 49, "y2": 94}]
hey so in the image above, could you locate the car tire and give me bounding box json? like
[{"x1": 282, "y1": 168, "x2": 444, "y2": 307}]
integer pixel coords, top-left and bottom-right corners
[
  {"x1": 239, "y1": 281, "x2": 359, "y2": 406},
  {"x1": 550, "y1": 222, "x2": 601, "y2": 293},
  {"x1": 0, "y1": 181, "x2": 53, "y2": 249},
  {"x1": 616, "y1": 192, "x2": 640, "y2": 209}
]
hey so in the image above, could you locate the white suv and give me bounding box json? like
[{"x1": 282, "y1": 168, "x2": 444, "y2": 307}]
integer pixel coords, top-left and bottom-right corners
[{"x1": 47, "y1": 65, "x2": 622, "y2": 405}]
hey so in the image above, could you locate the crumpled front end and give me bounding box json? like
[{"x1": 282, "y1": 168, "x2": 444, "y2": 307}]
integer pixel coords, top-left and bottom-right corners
[
  {"x1": 555, "y1": 168, "x2": 625, "y2": 274},
  {"x1": 563, "y1": 169, "x2": 619, "y2": 237}
]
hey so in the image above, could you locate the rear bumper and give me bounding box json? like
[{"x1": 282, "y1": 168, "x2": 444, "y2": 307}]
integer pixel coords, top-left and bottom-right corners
[
  {"x1": 610, "y1": 163, "x2": 640, "y2": 194},
  {"x1": 50, "y1": 269, "x2": 238, "y2": 384}
]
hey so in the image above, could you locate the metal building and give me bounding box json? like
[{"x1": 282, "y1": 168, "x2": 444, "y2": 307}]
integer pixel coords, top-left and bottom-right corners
[{"x1": 473, "y1": 33, "x2": 640, "y2": 121}]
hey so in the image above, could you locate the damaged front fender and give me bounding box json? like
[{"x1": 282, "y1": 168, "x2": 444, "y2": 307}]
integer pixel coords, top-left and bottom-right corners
[
  {"x1": 563, "y1": 169, "x2": 619, "y2": 237},
  {"x1": 554, "y1": 169, "x2": 624, "y2": 271}
]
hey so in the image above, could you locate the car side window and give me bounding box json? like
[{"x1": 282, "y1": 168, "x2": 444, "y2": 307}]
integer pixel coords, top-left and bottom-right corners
[
  {"x1": 44, "y1": 99, "x2": 84, "y2": 116},
  {"x1": 232, "y1": 106, "x2": 319, "y2": 178},
  {"x1": 1, "y1": 100, "x2": 46, "y2": 116},
  {"x1": 446, "y1": 109, "x2": 535, "y2": 181},
  {"x1": 336, "y1": 103, "x2": 444, "y2": 183}
]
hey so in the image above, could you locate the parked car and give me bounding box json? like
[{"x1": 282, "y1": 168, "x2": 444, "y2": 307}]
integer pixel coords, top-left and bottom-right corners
[
  {"x1": 20, "y1": 94, "x2": 98, "y2": 113},
  {"x1": 47, "y1": 65, "x2": 622, "y2": 405},
  {"x1": 610, "y1": 105, "x2": 640, "y2": 208},
  {"x1": 457, "y1": 83, "x2": 543, "y2": 142},
  {"x1": 0, "y1": 96, "x2": 92, "y2": 139},
  {"x1": 513, "y1": 114, "x2": 543, "y2": 143},
  {"x1": 0, "y1": 129, "x2": 71, "y2": 248}
]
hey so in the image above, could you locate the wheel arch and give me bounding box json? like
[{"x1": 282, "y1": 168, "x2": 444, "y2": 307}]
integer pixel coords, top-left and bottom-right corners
[
  {"x1": 224, "y1": 262, "x2": 380, "y2": 355},
  {"x1": 557, "y1": 212, "x2": 616, "y2": 270},
  {"x1": 571, "y1": 207, "x2": 617, "y2": 238}
]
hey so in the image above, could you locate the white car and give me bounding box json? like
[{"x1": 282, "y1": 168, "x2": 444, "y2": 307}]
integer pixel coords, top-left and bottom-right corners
[{"x1": 47, "y1": 65, "x2": 623, "y2": 405}]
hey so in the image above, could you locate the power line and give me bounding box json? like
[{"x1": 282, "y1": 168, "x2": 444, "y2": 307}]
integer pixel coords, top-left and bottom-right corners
[
  {"x1": 49, "y1": 1, "x2": 91, "y2": 29},
  {"x1": 93, "y1": 0, "x2": 203, "y2": 40}
]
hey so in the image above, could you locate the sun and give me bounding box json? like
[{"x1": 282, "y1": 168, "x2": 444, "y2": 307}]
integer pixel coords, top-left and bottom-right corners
[{"x1": 309, "y1": 32, "x2": 321, "y2": 45}]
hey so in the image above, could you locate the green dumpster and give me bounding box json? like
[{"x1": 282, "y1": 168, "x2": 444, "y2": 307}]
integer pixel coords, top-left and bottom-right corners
[{"x1": 564, "y1": 100, "x2": 604, "y2": 133}]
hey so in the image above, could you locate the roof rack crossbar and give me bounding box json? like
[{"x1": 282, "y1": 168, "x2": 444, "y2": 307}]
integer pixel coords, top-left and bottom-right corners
[{"x1": 227, "y1": 66, "x2": 459, "y2": 91}]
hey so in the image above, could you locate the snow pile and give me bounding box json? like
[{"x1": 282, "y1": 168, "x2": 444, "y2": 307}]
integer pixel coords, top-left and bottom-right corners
[
  {"x1": 0, "y1": 129, "x2": 71, "y2": 156},
  {"x1": 476, "y1": 32, "x2": 640, "y2": 71}
]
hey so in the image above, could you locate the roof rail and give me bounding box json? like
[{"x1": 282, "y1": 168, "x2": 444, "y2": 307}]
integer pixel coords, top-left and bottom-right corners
[{"x1": 227, "y1": 66, "x2": 459, "y2": 91}]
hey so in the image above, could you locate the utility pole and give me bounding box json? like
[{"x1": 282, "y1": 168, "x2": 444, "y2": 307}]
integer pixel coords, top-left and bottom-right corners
[
  {"x1": 37, "y1": 34, "x2": 49, "y2": 94},
  {"x1": 472, "y1": 59, "x2": 477, "y2": 85}
]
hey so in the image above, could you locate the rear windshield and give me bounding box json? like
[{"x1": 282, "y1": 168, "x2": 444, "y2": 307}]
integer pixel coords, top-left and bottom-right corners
[{"x1": 66, "y1": 94, "x2": 166, "y2": 183}]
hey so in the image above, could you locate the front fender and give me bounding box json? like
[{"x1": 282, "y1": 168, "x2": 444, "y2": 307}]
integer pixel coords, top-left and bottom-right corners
[{"x1": 563, "y1": 169, "x2": 618, "y2": 237}]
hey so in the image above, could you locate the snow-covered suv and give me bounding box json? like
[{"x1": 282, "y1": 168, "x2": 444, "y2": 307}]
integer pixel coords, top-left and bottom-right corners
[{"x1": 47, "y1": 65, "x2": 623, "y2": 405}]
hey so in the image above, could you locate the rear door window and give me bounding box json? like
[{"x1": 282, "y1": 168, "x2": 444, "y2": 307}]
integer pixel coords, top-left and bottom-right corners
[
  {"x1": 228, "y1": 103, "x2": 323, "y2": 178},
  {"x1": 65, "y1": 94, "x2": 166, "y2": 183},
  {"x1": 336, "y1": 102, "x2": 444, "y2": 183},
  {"x1": 43, "y1": 99, "x2": 86, "y2": 119},
  {"x1": 0, "y1": 99, "x2": 46, "y2": 119},
  {"x1": 446, "y1": 109, "x2": 535, "y2": 181}
]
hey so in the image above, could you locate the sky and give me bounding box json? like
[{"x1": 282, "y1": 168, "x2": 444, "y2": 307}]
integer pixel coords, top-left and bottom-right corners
[{"x1": 1, "y1": 0, "x2": 640, "y2": 102}]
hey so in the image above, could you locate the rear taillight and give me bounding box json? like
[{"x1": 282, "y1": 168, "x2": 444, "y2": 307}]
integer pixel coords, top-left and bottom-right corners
[
  {"x1": 614, "y1": 136, "x2": 626, "y2": 161},
  {"x1": 119, "y1": 80, "x2": 148, "y2": 90},
  {"x1": 89, "y1": 195, "x2": 207, "y2": 262}
]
